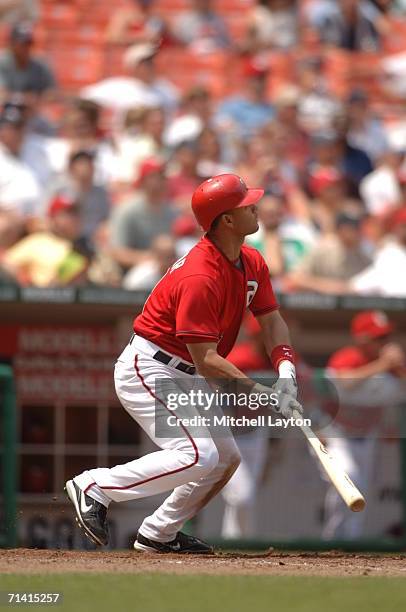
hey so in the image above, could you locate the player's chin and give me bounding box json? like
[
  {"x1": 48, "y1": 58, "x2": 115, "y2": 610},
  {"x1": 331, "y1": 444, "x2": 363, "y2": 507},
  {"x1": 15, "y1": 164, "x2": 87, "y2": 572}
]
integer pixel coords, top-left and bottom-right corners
[{"x1": 244, "y1": 221, "x2": 259, "y2": 236}]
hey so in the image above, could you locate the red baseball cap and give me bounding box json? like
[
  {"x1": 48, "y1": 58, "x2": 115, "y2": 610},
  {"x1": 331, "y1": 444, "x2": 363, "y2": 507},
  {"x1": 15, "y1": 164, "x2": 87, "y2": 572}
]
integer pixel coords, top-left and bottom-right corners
[
  {"x1": 351, "y1": 311, "x2": 394, "y2": 340},
  {"x1": 172, "y1": 214, "x2": 199, "y2": 238},
  {"x1": 192, "y1": 174, "x2": 264, "y2": 231},
  {"x1": 309, "y1": 167, "x2": 343, "y2": 197},
  {"x1": 48, "y1": 195, "x2": 78, "y2": 217},
  {"x1": 135, "y1": 157, "x2": 165, "y2": 187},
  {"x1": 389, "y1": 206, "x2": 406, "y2": 230},
  {"x1": 243, "y1": 58, "x2": 269, "y2": 79}
]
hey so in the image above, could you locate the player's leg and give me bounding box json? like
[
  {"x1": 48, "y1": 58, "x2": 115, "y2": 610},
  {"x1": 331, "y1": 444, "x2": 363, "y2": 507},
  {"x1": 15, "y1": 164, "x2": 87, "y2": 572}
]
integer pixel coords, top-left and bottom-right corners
[
  {"x1": 136, "y1": 430, "x2": 241, "y2": 546},
  {"x1": 66, "y1": 344, "x2": 219, "y2": 547}
]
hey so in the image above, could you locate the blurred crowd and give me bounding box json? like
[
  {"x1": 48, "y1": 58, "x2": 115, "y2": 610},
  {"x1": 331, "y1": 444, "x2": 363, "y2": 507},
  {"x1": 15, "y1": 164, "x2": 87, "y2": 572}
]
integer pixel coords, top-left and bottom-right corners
[{"x1": 1, "y1": 0, "x2": 406, "y2": 296}]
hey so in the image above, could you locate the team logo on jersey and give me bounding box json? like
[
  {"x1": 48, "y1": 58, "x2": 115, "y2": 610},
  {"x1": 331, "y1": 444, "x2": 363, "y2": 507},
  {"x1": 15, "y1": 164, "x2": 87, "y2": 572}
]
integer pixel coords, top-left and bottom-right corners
[
  {"x1": 246, "y1": 280, "x2": 258, "y2": 306},
  {"x1": 170, "y1": 254, "x2": 187, "y2": 273}
]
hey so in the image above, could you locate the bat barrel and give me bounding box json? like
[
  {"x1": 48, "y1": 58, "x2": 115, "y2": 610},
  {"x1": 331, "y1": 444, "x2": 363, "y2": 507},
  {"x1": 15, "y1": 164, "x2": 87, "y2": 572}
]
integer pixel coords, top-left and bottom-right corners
[
  {"x1": 292, "y1": 410, "x2": 367, "y2": 514},
  {"x1": 350, "y1": 497, "x2": 366, "y2": 512}
]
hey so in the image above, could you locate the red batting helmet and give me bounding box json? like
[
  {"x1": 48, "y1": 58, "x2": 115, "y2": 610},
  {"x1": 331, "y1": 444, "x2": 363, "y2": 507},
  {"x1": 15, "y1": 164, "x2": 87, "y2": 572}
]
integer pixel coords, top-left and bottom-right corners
[
  {"x1": 351, "y1": 311, "x2": 394, "y2": 340},
  {"x1": 191, "y1": 174, "x2": 264, "y2": 231}
]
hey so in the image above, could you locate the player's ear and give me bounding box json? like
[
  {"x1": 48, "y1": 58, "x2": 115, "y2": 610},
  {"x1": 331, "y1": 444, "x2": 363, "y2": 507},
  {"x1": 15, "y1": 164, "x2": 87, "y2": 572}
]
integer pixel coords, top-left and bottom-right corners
[{"x1": 222, "y1": 213, "x2": 234, "y2": 228}]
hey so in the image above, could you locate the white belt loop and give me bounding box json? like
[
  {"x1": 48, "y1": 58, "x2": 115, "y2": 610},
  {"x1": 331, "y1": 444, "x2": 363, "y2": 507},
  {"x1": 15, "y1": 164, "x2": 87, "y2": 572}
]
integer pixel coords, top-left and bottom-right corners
[{"x1": 169, "y1": 356, "x2": 181, "y2": 368}]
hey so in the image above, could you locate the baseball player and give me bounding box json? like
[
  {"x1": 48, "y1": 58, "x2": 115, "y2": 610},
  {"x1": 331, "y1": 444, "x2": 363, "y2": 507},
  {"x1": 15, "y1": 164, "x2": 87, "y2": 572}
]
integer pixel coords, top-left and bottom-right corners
[
  {"x1": 323, "y1": 310, "x2": 406, "y2": 539},
  {"x1": 65, "y1": 173, "x2": 302, "y2": 553}
]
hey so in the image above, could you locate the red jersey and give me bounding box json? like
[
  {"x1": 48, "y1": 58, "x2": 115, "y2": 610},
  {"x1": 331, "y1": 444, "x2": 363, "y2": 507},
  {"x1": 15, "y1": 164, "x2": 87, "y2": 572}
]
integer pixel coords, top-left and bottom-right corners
[
  {"x1": 134, "y1": 235, "x2": 279, "y2": 362},
  {"x1": 327, "y1": 346, "x2": 371, "y2": 371},
  {"x1": 227, "y1": 343, "x2": 270, "y2": 372}
]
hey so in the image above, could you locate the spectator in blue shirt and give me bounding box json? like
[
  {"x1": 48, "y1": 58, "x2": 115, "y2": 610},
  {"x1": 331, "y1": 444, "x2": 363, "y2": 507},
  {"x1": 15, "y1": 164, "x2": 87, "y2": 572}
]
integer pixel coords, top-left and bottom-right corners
[
  {"x1": 216, "y1": 59, "x2": 274, "y2": 142},
  {"x1": 0, "y1": 22, "x2": 56, "y2": 98}
]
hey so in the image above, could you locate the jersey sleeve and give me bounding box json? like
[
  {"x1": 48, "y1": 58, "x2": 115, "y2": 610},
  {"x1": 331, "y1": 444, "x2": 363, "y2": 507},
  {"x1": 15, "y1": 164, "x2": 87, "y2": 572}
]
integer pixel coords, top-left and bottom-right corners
[
  {"x1": 174, "y1": 275, "x2": 221, "y2": 344},
  {"x1": 249, "y1": 256, "x2": 279, "y2": 317}
]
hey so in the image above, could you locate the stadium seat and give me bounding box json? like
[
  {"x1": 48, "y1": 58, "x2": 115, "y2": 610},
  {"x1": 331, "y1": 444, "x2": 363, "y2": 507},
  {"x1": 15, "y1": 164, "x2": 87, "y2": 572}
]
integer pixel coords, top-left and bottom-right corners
[
  {"x1": 48, "y1": 45, "x2": 104, "y2": 90},
  {"x1": 155, "y1": 49, "x2": 236, "y2": 98},
  {"x1": 383, "y1": 18, "x2": 406, "y2": 53},
  {"x1": 41, "y1": 3, "x2": 79, "y2": 27},
  {"x1": 48, "y1": 25, "x2": 105, "y2": 46}
]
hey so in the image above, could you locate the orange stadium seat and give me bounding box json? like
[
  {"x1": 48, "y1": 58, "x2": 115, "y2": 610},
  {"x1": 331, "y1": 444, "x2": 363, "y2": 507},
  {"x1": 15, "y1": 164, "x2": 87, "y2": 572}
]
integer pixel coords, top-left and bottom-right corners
[
  {"x1": 48, "y1": 45, "x2": 104, "y2": 90},
  {"x1": 155, "y1": 49, "x2": 236, "y2": 98},
  {"x1": 322, "y1": 49, "x2": 352, "y2": 97},
  {"x1": 216, "y1": 0, "x2": 253, "y2": 14},
  {"x1": 41, "y1": 3, "x2": 79, "y2": 27},
  {"x1": 79, "y1": 1, "x2": 126, "y2": 26},
  {"x1": 383, "y1": 18, "x2": 406, "y2": 53},
  {"x1": 48, "y1": 24, "x2": 105, "y2": 46},
  {"x1": 155, "y1": 0, "x2": 188, "y2": 13}
]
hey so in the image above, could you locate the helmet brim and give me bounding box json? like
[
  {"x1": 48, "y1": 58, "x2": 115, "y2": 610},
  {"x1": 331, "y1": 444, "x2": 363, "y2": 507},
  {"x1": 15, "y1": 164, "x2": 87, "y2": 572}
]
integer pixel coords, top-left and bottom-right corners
[{"x1": 235, "y1": 188, "x2": 264, "y2": 209}]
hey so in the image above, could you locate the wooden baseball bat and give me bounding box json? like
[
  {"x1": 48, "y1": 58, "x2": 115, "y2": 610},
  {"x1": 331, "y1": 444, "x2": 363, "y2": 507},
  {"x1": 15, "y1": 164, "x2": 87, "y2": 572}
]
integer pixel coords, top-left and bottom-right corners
[{"x1": 292, "y1": 410, "x2": 366, "y2": 512}]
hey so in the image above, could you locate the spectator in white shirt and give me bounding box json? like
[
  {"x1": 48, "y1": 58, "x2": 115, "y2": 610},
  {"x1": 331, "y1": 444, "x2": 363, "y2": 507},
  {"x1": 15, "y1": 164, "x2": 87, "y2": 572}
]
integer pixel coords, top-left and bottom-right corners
[
  {"x1": 164, "y1": 85, "x2": 212, "y2": 148},
  {"x1": 360, "y1": 149, "x2": 405, "y2": 217},
  {"x1": 296, "y1": 56, "x2": 342, "y2": 134},
  {"x1": 0, "y1": 104, "x2": 41, "y2": 217},
  {"x1": 81, "y1": 43, "x2": 179, "y2": 117},
  {"x1": 350, "y1": 207, "x2": 406, "y2": 297},
  {"x1": 243, "y1": 0, "x2": 299, "y2": 53},
  {"x1": 123, "y1": 234, "x2": 177, "y2": 290},
  {"x1": 113, "y1": 105, "x2": 166, "y2": 184}
]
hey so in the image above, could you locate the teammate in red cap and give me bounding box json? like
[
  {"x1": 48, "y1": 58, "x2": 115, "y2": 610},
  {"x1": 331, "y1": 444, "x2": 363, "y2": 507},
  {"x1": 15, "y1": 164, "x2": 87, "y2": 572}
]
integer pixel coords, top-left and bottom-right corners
[
  {"x1": 328, "y1": 310, "x2": 403, "y2": 377},
  {"x1": 322, "y1": 310, "x2": 406, "y2": 539},
  {"x1": 65, "y1": 173, "x2": 302, "y2": 553}
]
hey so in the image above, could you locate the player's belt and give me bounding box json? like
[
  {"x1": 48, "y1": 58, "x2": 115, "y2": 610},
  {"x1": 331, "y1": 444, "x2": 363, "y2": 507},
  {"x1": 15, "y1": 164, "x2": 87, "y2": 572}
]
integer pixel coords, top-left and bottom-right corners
[
  {"x1": 153, "y1": 350, "x2": 196, "y2": 375},
  {"x1": 129, "y1": 333, "x2": 196, "y2": 375}
]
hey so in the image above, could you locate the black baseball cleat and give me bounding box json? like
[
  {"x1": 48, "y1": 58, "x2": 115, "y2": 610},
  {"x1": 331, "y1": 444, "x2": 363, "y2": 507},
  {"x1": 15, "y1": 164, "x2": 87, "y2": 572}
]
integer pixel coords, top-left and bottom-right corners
[
  {"x1": 134, "y1": 531, "x2": 214, "y2": 554},
  {"x1": 65, "y1": 480, "x2": 109, "y2": 546}
]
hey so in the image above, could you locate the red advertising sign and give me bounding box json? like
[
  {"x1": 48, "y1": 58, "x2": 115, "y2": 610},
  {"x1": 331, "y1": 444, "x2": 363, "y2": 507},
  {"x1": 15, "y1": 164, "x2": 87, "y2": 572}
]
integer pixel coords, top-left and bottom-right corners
[{"x1": 0, "y1": 325, "x2": 122, "y2": 404}]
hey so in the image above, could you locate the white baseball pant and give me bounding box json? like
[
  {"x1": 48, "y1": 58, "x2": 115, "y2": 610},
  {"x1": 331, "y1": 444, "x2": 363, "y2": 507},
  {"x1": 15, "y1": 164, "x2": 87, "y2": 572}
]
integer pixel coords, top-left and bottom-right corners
[{"x1": 73, "y1": 334, "x2": 241, "y2": 542}]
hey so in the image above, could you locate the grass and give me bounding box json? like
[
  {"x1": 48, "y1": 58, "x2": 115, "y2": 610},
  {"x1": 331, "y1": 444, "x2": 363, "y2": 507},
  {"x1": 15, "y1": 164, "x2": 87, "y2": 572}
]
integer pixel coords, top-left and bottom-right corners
[{"x1": 1, "y1": 574, "x2": 406, "y2": 612}]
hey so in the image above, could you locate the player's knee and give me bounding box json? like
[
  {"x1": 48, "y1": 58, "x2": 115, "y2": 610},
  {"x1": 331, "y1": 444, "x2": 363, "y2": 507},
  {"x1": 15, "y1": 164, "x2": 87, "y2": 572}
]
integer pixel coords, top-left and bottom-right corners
[{"x1": 196, "y1": 439, "x2": 219, "y2": 474}]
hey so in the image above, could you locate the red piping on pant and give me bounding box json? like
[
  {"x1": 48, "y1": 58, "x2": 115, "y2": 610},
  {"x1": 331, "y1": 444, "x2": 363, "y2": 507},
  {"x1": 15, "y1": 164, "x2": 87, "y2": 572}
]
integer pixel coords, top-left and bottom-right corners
[{"x1": 91, "y1": 354, "x2": 199, "y2": 492}]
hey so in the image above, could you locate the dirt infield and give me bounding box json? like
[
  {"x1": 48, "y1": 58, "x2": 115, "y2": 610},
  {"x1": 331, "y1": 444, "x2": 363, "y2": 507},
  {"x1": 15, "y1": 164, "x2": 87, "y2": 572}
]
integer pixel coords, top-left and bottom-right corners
[{"x1": 2, "y1": 548, "x2": 406, "y2": 577}]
